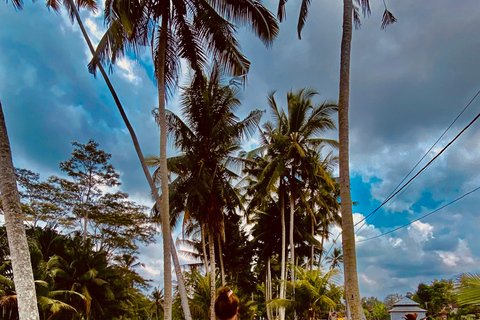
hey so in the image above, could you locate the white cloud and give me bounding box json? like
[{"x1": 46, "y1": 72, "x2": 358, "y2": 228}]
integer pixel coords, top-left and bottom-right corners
[
  {"x1": 408, "y1": 220, "x2": 434, "y2": 244},
  {"x1": 436, "y1": 238, "x2": 475, "y2": 268},
  {"x1": 84, "y1": 18, "x2": 104, "y2": 44},
  {"x1": 117, "y1": 58, "x2": 142, "y2": 85},
  {"x1": 141, "y1": 264, "x2": 162, "y2": 277}
]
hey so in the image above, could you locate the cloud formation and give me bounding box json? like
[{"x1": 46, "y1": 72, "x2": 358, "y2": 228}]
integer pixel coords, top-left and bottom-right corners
[{"x1": 2, "y1": 0, "x2": 480, "y2": 300}]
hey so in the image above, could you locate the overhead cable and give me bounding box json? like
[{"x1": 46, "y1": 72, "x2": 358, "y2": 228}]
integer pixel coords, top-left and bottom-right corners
[
  {"x1": 355, "y1": 90, "x2": 480, "y2": 235},
  {"x1": 356, "y1": 186, "x2": 480, "y2": 243}
]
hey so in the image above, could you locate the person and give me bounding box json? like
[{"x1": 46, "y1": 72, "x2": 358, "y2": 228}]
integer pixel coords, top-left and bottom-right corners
[{"x1": 215, "y1": 287, "x2": 239, "y2": 320}]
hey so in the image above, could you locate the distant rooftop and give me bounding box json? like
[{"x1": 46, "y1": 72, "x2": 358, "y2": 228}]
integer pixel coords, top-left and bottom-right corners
[{"x1": 389, "y1": 297, "x2": 427, "y2": 313}]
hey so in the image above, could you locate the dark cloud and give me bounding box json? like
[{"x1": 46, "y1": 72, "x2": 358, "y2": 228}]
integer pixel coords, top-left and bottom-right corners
[{"x1": 3, "y1": 0, "x2": 480, "y2": 300}]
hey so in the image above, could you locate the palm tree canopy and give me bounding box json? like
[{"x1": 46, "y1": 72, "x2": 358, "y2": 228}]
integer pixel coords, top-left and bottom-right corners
[
  {"x1": 150, "y1": 65, "x2": 262, "y2": 238},
  {"x1": 277, "y1": 0, "x2": 396, "y2": 39},
  {"x1": 89, "y1": 0, "x2": 279, "y2": 93}
]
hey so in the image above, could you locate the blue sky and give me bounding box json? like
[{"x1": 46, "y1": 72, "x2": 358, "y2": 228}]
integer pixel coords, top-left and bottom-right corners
[{"x1": 2, "y1": 0, "x2": 480, "y2": 300}]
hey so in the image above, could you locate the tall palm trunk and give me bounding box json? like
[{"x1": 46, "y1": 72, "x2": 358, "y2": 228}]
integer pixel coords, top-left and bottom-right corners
[
  {"x1": 279, "y1": 180, "x2": 286, "y2": 320},
  {"x1": 208, "y1": 231, "x2": 216, "y2": 320},
  {"x1": 156, "y1": 14, "x2": 172, "y2": 320},
  {"x1": 202, "y1": 223, "x2": 209, "y2": 276},
  {"x1": 0, "y1": 100, "x2": 40, "y2": 320},
  {"x1": 338, "y1": 0, "x2": 365, "y2": 319},
  {"x1": 310, "y1": 213, "x2": 315, "y2": 271},
  {"x1": 218, "y1": 237, "x2": 226, "y2": 286},
  {"x1": 82, "y1": 179, "x2": 92, "y2": 242},
  {"x1": 289, "y1": 184, "x2": 295, "y2": 283},
  {"x1": 66, "y1": 4, "x2": 180, "y2": 319},
  {"x1": 266, "y1": 256, "x2": 273, "y2": 320},
  {"x1": 170, "y1": 235, "x2": 192, "y2": 320}
]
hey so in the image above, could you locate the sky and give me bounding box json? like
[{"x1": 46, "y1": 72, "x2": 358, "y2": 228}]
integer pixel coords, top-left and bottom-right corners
[{"x1": 1, "y1": 0, "x2": 480, "y2": 300}]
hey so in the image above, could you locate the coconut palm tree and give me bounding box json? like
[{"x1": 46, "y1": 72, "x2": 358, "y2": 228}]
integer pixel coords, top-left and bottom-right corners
[
  {"x1": 247, "y1": 88, "x2": 337, "y2": 319},
  {"x1": 326, "y1": 248, "x2": 344, "y2": 270},
  {"x1": 149, "y1": 287, "x2": 164, "y2": 320},
  {"x1": 293, "y1": 266, "x2": 343, "y2": 319},
  {"x1": 148, "y1": 64, "x2": 262, "y2": 319},
  {"x1": 0, "y1": 100, "x2": 40, "y2": 320},
  {"x1": 89, "y1": 2, "x2": 278, "y2": 318},
  {"x1": 274, "y1": 1, "x2": 397, "y2": 318}
]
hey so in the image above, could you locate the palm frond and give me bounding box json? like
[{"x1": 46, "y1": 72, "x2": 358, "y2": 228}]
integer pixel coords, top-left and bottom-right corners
[
  {"x1": 381, "y1": 8, "x2": 397, "y2": 30},
  {"x1": 456, "y1": 273, "x2": 480, "y2": 306},
  {"x1": 297, "y1": 0, "x2": 311, "y2": 39}
]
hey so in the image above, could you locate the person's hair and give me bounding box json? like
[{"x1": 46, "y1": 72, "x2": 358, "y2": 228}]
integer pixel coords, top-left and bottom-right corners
[{"x1": 214, "y1": 287, "x2": 239, "y2": 320}]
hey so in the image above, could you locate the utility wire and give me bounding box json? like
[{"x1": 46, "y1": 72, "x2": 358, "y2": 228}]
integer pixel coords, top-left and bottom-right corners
[
  {"x1": 322, "y1": 90, "x2": 480, "y2": 259},
  {"x1": 356, "y1": 186, "x2": 480, "y2": 243},
  {"x1": 354, "y1": 91, "x2": 480, "y2": 235}
]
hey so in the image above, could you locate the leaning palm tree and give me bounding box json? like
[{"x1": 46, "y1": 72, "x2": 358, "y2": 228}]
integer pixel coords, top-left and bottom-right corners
[
  {"x1": 0, "y1": 100, "x2": 40, "y2": 319},
  {"x1": 90, "y1": 2, "x2": 278, "y2": 318}
]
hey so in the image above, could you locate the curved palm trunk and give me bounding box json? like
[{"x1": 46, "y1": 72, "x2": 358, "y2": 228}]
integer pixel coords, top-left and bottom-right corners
[
  {"x1": 279, "y1": 180, "x2": 286, "y2": 320},
  {"x1": 338, "y1": 0, "x2": 365, "y2": 319},
  {"x1": 208, "y1": 231, "x2": 216, "y2": 320},
  {"x1": 310, "y1": 213, "x2": 315, "y2": 271},
  {"x1": 170, "y1": 235, "x2": 192, "y2": 320},
  {"x1": 66, "y1": 4, "x2": 183, "y2": 319},
  {"x1": 0, "y1": 100, "x2": 40, "y2": 320}
]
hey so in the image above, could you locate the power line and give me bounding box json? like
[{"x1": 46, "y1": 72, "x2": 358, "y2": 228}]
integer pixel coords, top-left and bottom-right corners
[
  {"x1": 322, "y1": 90, "x2": 480, "y2": 259},
  {"x1": 356, "y1": 185, "x2": 480, "y2": 243},
  {"x1": 354, "y1": 90, "x2": 480, "y2": 235}
]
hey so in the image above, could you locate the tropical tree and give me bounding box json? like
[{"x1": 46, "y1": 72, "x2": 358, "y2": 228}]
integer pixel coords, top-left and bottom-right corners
[
  {"x1": 89, "y1": 2, "x2": 278, "y2": 318},
  {"x1": 54, "y1": 139, "x2": 120, "y2": 242},
  {"x1": 248, "y1": 88, "x2": 337, "y2": 319},
  {"x1": 274, "y1": 1, "x2": 397, "y2": 319},
  {"x1": 148, "y1": 64, "x2": 261, "y2": 319},
  {"x1": 292, "y1": 266, "x2": 343, "y2": 319},
  {"x1": 149, "y1": 287, "x2": 164, "y2": 320},
  {"x1": 0, "y1": 99, "x2": 40, "y2": 319},
  {"x1": 325, "y1": 247, "x2": 344, "y2": 270},
  {"x1": 45, "y1": 237, "x2": 115, "y2": 319}
]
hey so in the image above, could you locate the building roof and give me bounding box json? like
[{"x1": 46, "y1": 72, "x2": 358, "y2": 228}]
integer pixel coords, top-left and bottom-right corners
[{"x1": 388, "y1": 297, "x2": 427, "y2": 313}]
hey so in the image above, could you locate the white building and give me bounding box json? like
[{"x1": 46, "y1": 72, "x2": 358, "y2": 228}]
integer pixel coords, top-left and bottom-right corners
[{"x1": 389, "y1": 297, "x2": 427, "y2": 320}]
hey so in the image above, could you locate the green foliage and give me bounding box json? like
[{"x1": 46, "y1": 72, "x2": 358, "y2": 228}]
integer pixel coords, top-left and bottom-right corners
[
  {"x1": 456, "y1": 273, "x2": 480, "y2": 306},
  {"x1": 363, "y1": 297, "x2": 389, "y2": 320},
  {"x1": 290, "y1": 266, "x2": 343, "y2": 319},
  {"x1": 15, "y1": 140, "x2": 156, "y2": 256},
  {"x1": 1, "y1": 140, "x2": 158, "y2": 319},
  {"x1": 0, "y1": 226, "x2": 154, "y2": 320},
  {"x1": 412, "y1": 279, "x2": 455, "y2": 319}
]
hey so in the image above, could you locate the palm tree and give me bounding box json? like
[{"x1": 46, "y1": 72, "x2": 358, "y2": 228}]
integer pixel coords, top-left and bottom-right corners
[
  {"x1": 274, "y1": 1, "x2": 396, "y2": 318},
  {"x1": 90, "y1": 3, "x2": 278, "y2": 318},
  {"x1": 248, "y1": 88, "x2": 337, "y2": 319},
  {"x1": 293, "y1": 266, "x2": 343, "y2": 319},
  {"x1": 149, "y1": 65, "x2": 262, "y2": 320},
  {"x1": 325, "y1": 248, "x2": 344, "y2": 270},
  {"x1": 45, "y1": 237, "x2": 115, "y2": 319},
  {"x1": 149, "y1": 287, "x2": 164, "y2": 320},
  {"x1": 0, "y1": 100, "x2": 40, "y2": 319}
]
